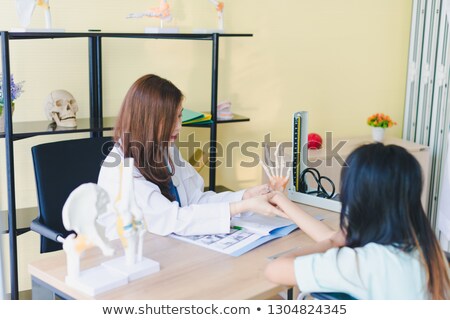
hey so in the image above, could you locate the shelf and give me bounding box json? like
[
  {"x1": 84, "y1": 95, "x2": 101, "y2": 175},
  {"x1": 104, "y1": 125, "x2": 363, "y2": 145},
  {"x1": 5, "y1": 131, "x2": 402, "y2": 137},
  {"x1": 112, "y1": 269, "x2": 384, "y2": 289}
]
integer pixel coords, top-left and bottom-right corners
[
  {"x1": 0, "y1": 117, "x2": 115, "y2": 140},
  {"x1": 205, "y1": 185, "x2": 234, "y2": 192},
  {"x1": 6, "y1": 32, "x2": 253, "y2": 41},
  {"x1": 1, "y1": 29, "x2": 252, "y2": 300},
  {"x1": 0, "y1": 207, "x2": 37, "y2": 235},
  {"x1": 182, "y1": 113, "x2": 250, "y2": 127},
  {"x1": 0, "y1": 114, "x2": 249, "y2": 138}
]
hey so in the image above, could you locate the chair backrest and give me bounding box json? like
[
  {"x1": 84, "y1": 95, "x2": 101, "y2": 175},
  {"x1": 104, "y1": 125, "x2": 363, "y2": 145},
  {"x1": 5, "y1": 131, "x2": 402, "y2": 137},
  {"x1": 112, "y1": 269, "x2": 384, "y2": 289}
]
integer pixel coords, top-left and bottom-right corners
[{"x1": 32, "y1": 136, "x2": 113, "y2": 253}]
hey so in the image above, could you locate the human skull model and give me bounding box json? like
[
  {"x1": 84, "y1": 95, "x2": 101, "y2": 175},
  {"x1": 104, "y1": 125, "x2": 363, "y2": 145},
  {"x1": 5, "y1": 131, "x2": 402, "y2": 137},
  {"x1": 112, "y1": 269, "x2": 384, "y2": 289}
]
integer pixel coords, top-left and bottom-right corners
[{"x1": 44, "y1": 90, "x2": 79, "y2": 127}]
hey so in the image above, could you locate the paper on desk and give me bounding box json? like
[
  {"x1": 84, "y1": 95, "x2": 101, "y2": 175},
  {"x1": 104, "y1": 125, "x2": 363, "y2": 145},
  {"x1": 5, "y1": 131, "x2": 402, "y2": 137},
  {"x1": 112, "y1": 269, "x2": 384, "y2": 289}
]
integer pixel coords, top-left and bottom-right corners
[
  {"x1": 170, "y1": 214, "x2": 299, "y2": 256},
  {"x1": 231, "y1": 214, "x2": 295, "y2": 236},
  {"x1": 170, "y1": 229, "x2": 264, "y2": 255}
]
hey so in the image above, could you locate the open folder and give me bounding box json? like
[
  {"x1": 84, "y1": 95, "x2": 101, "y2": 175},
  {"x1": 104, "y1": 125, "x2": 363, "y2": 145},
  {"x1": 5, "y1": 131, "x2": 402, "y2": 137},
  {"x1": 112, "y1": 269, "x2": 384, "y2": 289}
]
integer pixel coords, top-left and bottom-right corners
[{"x1": 170, "y1": 215, "x2": 298, "y2": 257}]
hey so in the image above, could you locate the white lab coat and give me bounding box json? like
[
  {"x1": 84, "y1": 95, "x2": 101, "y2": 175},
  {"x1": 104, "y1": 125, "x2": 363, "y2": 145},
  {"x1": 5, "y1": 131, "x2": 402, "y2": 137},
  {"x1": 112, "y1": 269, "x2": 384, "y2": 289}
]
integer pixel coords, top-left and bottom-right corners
[{"x1": 97, "y1": 144, "x2": 245, "y2": 239}]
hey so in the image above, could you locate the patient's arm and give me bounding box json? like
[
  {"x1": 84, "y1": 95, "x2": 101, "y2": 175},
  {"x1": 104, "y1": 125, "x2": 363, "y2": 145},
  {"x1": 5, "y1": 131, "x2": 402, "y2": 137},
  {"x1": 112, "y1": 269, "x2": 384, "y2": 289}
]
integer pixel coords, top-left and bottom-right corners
[
  {"x1": 264, "y1": 233, "x2": 344, "y2": 286},
  {"x1": 270, "y1": 191, "x2": 339, "y2": 242}
]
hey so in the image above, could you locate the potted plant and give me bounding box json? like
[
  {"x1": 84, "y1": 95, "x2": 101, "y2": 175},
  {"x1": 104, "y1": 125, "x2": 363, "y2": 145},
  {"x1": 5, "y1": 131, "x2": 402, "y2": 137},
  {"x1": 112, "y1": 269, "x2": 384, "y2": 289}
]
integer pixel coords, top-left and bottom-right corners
[
  {"x1": 0, "y1": 74, "x2": 24, "y2": 131},
  {"x1": 367, "y1": 113, "x2": 397, "y2": 142}
]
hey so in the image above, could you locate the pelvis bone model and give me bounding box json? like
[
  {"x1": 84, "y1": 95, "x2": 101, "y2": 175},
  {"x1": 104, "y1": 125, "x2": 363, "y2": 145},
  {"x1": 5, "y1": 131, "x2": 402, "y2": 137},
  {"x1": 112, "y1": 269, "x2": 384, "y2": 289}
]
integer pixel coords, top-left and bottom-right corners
[
  {"x1": 62, "y1": 183, "x2": 115, "y2": 279},
  {"x1": 44, "y1": 89, "x2": 79, "y2": 127}
]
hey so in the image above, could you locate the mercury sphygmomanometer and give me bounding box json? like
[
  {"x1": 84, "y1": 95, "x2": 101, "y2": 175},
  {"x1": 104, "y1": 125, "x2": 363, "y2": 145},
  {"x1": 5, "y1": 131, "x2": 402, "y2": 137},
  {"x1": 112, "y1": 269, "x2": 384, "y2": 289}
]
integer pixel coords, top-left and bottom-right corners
[{"x1": 287, "y1": 111, "x2": 342, "y2": 213}]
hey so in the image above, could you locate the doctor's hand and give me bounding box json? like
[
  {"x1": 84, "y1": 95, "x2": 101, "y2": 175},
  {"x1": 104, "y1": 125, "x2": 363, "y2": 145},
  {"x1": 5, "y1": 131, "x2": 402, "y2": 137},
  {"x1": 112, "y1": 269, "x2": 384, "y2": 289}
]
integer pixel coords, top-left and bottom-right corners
[
  {"x1": 242, "y1": 184, "x2": 271, "y2": 200},
  {"x1": 230, "y1": 193, "x2": 288, "y2": 218}
]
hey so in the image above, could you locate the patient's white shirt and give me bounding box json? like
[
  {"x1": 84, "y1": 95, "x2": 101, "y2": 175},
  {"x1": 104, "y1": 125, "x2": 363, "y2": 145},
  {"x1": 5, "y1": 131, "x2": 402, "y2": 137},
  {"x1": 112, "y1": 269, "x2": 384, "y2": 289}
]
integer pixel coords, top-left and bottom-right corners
[{"x1": 294, "y1": 243, "x2": 428, "y2": 299}]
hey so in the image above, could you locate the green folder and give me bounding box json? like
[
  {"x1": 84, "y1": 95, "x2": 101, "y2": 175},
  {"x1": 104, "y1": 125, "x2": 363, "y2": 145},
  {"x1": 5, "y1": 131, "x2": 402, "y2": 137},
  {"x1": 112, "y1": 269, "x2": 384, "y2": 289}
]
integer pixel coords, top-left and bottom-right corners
[{"x1": 182, "y1": 109, "x2": 204, "y2": 123}]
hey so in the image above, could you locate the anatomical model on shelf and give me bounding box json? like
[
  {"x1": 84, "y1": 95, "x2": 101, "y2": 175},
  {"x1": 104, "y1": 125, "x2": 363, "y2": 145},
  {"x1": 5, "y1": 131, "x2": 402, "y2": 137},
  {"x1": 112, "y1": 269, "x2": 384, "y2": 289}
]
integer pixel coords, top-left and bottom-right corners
[
  {"x1": 62, "y1": 183, "x2": 115, "y2": 279},
  {"x1": 261, "y1": 143, "x2": 291, "y2": 192},
  {"x1": 193, "y1": 0, "x2": 224, "y2": 33},
  {"x1": 127, "y1": 0, "x2": 178, "y2": 33},
  {"x1": 208, "y1": 0, "x2": 224, "y2": 31},
  {"x1": 15, "y1": 0, "x2": 55, "y2": 30},
  {"x1": 44, "y1": 89, "x2": 78, "y2": 128}
]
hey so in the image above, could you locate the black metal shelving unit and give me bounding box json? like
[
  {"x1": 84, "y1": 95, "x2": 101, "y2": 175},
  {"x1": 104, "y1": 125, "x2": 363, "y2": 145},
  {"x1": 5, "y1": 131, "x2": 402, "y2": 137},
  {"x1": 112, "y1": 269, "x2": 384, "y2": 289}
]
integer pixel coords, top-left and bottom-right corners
[{"x1": 0, "y1": 31, "x2": 252, "y2": 299}]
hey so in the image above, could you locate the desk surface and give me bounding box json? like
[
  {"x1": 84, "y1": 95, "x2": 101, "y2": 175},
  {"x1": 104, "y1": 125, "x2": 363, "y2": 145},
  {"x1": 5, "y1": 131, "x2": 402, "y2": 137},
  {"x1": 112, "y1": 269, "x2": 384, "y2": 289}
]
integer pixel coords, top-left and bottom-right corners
[{"x1": 28, "y1": 204, "x2": 339, "y2": 300}]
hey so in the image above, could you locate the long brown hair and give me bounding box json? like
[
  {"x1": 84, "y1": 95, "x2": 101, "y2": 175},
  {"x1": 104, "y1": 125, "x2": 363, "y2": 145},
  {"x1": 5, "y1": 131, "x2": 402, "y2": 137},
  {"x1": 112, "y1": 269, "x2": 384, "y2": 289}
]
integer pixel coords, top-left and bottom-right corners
[
  {"x1": 114, "y1": 74, "x2": 184, "y2": 200},
  {"x1": 340, "y1": 143, "x2": 450, "y2": 299}
]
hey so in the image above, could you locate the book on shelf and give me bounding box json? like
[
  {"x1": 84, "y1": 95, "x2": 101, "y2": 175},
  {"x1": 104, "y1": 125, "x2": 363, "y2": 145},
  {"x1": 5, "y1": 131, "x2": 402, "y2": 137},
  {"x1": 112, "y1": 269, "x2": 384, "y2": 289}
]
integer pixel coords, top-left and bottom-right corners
[
  {"x1": 169, "y1": 214, "x2": 299, "y2": 257},
  {"x1": 182, "y1": 109, "x2": 213, "y2": 125}
]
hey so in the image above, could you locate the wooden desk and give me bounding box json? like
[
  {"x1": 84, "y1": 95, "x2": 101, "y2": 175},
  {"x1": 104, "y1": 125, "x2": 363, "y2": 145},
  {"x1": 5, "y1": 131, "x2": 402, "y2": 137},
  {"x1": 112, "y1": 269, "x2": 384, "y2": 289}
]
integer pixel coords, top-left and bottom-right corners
[{"x1": 28, "y1": 204, "x2": 339, "y2": 300}]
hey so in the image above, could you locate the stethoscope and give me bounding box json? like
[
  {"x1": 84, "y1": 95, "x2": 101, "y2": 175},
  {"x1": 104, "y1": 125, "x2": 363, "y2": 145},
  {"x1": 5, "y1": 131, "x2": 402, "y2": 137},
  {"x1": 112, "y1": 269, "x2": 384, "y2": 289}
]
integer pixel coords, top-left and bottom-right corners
[
  {"x1": 172, "y1": 175, "x2": 180, "y2": 187},
  {"x1": 164, "y1": 149, "x2": 180, "y2": 187},
  {"x1": 299, "y1": 168, "x2": 335, "y2": 199}
]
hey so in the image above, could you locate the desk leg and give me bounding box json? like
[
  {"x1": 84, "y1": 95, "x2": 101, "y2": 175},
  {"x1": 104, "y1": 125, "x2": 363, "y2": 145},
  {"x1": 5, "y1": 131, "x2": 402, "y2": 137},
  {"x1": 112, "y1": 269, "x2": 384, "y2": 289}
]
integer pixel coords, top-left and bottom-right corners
[
  {"x1": 32, "y1": 277, "x2": 55, "y2": 300},
  {"x1": 31, "y1": 276, "x2": 72, "y2": 300}
]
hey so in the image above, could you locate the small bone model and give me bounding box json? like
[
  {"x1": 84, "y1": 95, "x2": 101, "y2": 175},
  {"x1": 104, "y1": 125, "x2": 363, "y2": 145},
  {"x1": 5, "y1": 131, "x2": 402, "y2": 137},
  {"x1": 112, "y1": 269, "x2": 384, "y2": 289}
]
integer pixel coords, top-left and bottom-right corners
[{"x1": 260, "y1": 143, "x2": 291, "y2": 192}]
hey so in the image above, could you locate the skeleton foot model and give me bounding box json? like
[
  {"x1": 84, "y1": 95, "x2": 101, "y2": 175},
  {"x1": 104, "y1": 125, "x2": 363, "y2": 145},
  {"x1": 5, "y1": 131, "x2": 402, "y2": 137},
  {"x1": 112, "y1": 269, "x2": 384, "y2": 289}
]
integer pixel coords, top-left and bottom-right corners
[
  {"x1": 127, "y1": 0, "x2": 178, "y2": 33},
  {"x1": 127, "y1": 0, "x2": 172, "y2": 21}
]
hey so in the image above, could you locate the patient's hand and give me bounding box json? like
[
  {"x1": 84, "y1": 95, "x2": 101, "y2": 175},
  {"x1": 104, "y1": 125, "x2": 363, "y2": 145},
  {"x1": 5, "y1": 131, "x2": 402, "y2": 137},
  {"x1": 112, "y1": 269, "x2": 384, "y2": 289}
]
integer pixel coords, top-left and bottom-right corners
[
  {"x1": 242, "y1": 183, "x2": 271, "y2": 200},
  {"x1": 231, "y1": 193, "x2": 288, "y2": 218}
]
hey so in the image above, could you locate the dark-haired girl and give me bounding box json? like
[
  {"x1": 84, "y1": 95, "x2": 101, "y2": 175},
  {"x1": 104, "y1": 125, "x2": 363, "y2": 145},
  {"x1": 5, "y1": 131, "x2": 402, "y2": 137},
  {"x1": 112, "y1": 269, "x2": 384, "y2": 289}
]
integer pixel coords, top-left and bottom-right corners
[{"x1": 265, "y1": 143, "x2": 450, "y2": 299}]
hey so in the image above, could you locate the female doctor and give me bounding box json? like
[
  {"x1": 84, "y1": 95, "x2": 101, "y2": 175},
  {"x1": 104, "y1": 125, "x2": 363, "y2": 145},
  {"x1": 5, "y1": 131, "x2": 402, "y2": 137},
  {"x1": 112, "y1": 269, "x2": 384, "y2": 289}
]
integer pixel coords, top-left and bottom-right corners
[{"x1": 98, "y1": 74, "x2": 282, "y2": 238}]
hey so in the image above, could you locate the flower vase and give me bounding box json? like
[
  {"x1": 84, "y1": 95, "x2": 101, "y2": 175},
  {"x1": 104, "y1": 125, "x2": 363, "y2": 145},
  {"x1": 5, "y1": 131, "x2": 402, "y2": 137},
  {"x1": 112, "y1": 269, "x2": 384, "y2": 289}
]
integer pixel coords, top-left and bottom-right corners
[
  {"x1": 372, "y1": 127, "x2": 385, "y2": 142},
  {"x1": 0, "y1": 102, "x2": 15, "y2": 132}
]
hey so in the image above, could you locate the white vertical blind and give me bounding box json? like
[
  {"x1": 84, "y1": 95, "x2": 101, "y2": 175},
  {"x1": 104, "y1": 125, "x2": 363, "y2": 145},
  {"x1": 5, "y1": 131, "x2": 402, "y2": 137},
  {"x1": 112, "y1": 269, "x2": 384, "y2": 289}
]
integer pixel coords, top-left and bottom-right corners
[
  {"x1": 404, "y1": 0, "x2": 450, "y2": 250},
  {"x1": 404, "y1": 0, "x2": 428, "y2": 141}
]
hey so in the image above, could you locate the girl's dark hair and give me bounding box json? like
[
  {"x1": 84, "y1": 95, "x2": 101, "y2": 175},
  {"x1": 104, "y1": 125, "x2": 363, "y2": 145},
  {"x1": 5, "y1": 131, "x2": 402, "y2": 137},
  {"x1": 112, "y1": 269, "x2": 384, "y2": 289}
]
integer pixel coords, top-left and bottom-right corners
[
  {"x1": 114, "y1": 74, "x2": 184, "y2": 200},
  {"x1": 339, "y1": 143, "x2": 450, "y2": 299}
]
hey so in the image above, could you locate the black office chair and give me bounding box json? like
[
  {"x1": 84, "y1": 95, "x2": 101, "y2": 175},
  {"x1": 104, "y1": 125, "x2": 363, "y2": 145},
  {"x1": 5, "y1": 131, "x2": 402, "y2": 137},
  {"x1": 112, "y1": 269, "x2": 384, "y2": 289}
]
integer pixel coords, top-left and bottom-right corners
[
  {"x1": 31, "y1": 136, "x2": 114, "y2": 253},
  {"x1": 310, "y1": 292, "x2": 356, "y2": 300}
]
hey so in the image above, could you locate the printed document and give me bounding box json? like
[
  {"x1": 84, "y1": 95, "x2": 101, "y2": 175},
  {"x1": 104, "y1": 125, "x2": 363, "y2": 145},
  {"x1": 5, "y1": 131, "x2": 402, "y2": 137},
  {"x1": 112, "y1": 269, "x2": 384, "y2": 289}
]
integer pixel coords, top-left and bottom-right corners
[{"x1": 170, "y1": 214, "x2": 298, "y2": 256}]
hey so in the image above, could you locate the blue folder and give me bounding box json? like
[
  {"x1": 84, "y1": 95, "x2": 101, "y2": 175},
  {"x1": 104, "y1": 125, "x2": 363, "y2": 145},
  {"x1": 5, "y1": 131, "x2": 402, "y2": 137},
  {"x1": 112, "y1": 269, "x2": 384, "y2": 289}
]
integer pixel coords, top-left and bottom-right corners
[{"x1": 230, "y1": 224, "x2": 299, "y2": 257}]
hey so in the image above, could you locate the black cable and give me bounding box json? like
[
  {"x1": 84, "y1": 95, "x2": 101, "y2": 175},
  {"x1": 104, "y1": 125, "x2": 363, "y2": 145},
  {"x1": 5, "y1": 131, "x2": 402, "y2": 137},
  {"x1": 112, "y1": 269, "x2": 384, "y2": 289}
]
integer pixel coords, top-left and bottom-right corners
[{"x1": 299, "y1": 168, "x2": 335, "y2": 199}]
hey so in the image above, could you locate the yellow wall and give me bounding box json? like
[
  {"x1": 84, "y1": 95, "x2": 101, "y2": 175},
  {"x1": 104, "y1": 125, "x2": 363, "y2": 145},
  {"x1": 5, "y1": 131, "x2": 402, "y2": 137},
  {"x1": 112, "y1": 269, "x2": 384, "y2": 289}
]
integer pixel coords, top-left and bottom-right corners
[{"x1": 0, "y1": 0, "x2": 412, "y2": 292}]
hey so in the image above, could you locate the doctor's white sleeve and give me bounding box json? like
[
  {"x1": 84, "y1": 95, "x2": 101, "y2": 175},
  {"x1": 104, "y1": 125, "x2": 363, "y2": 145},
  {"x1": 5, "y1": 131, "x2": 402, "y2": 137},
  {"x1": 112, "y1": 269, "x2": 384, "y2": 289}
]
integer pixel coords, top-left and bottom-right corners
[
  {"x1": 134, "y1": 178, "x2": 231, "y2": 236},
  {"x1": 97, "y1": 168, "x2": 232, "y2": 238}
]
